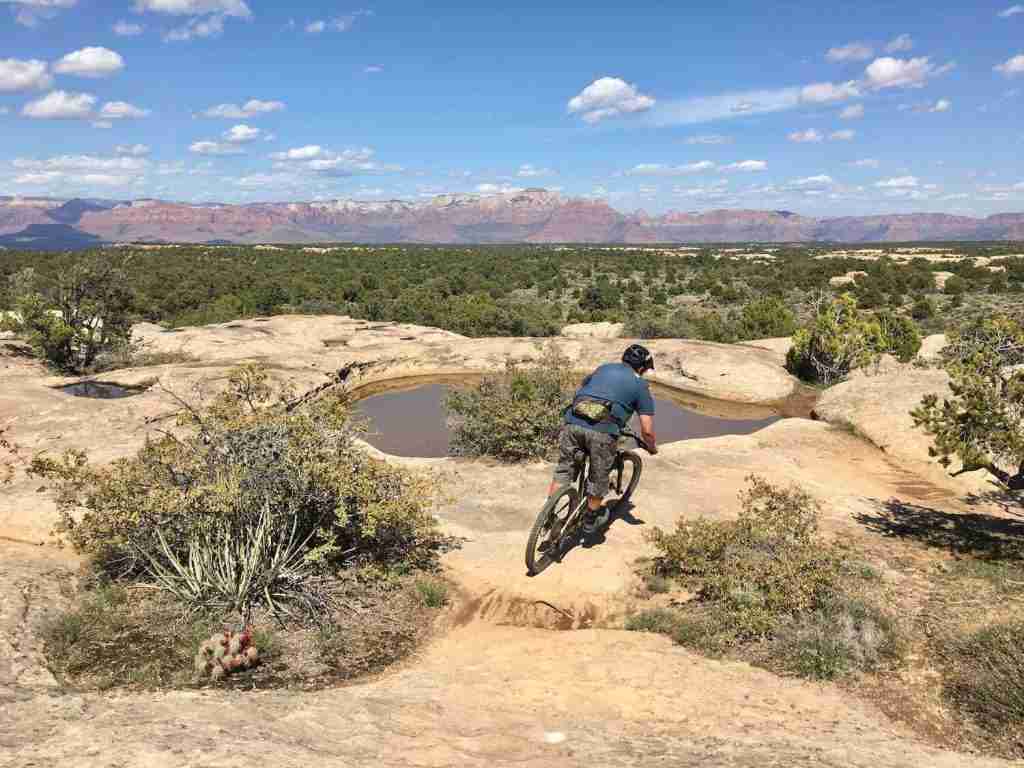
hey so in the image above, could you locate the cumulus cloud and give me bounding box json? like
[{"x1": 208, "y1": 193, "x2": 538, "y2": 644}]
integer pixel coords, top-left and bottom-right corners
[
  {"x1": 15, "y1": 171, "x2": 134, "y2": 186},
  {"x1": 722, "y1": 160, "x2": 767, "y2": 172},
  {"x1": 788, "y1": 128, "x2": 823, "y2": 143},
  {"x1": 826, "y1": 42, "x2": 874, "y2": 62},
  {"x1": 200, "y1": 99, "x2": 285, "y2": 118},
  {"x1": 189, "y1": 140, "x2": 244, "y2": 155},
  {"x1": 223, "y1": 123, "x2": 260, "y2": 142},
  {"x1": 113, "y1": 20, "x2": 144, "y2": 35},
  {"x1": 686, "y1": 134, "x2": 731, "y2": 144},
  {"x1": 115, "y1": 143, "x2": 151, "y2": 156},
  {"x1": 271, "y1": 145, "x2": 402, "y2": 176},
  {"x1": 567, "y1": 77, "x2": 656, "y2": 123},
  {"x1": 99, "y1": 101, "x2": 150, "y2": 119},
  {"x1": 999, "y1": 5, "x2": 1024, "y2": 17},
  {"x1": 22, "y1": 90, "x2": 96, "y2": 119},
  {"x1": 54, "y1": 47, "x2": 125, "y2": 78},
  {"x1": 0, "y1": 58, "x2": 52, "y2": 92},
  {"x1": 799, "y1": 80, "x2": 861, "y2": 103},
  {"x1": 516, "y1": 164, "x2": 554, "y2": 178},
  {"x1": 14, "y1": 154, "x2": 149, "y2": 172},
  {"x1": 865, "y1": 57, "x2": 954, "y2": 89},
  {"x1": 930, "y1": 98, "x2": 952, "y2": 112},
  {"x1": 995, "y1": 55, "x2": 1024, "y2": 76},
  {"x1": 876, "y1": 176, "x2": 919, "y2": 188},
  {"x1": 840, "y1": 103, "x2": 865, "y2": 119},
  {"x1": 791, "y1": 175, "x2": 835, "y2": 187},
  {"x1": 850, "y1": 158, "x2": 880, "y2": 168},
  {"x1": 305, "y1": 20, "x2": 325, "y2": 33},
  {"x1": 132, "y1": 0, "x2": 250, "y2": 17},
  {"x1": 885, "y1": 34, "x2": 914, "y2": 53},
  {"x1": 626, "y1": 161, "x2": 715, "y2": 176},
  {"x1": 651, "y1": 86, "x2": 805, "y2": 125},
  {"x1": 829, "y1": 129, "x2": 855, "y2": 141}
]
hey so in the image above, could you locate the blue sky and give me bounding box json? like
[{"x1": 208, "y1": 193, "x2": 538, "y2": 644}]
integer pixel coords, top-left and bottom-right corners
[{"x1": 1, "y1": 0, "x2": 1023, "y2": 215}]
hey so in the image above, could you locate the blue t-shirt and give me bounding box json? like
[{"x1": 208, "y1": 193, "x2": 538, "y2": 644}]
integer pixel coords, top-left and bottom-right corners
[{"x1": 565, "y1": 363, "x2": 656, "y2": 435}]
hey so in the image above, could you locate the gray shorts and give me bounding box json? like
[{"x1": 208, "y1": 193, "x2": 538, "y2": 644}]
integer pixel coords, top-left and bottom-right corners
[{"x1": 552, "y1": 423, "x2": 618, "y2": 498}]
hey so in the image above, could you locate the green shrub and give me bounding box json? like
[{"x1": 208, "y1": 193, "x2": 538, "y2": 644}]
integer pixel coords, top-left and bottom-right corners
[
  {"x1": 940, "y1": 618, "x2": 1024, "y2": 745},
  {"x1": 876, "y1": 311, "x2": 923, "y2": 363},
  {"x1": 414, "y1": 577, "x2": 450, "y2": 608},
  {"x1": 636, "y1": 476, "x2": 901, "y2": 677},
  {"x1": 786, "y1": 294, "x2": 887, "y2": 385},
  {"x1": 911, "y1": 296, "x2": 935, "y2": 321},
  {"x1": 734, "y1": 296, "x2": 798, "y2": 340},
  {"x1": 31, "y1": 364, "x2": 450, "y2": 619},
  {"x1": 445, "y1": 345, "x2": 577, "y2": 461},
  {"x1": 1, "y1": 258, "x2": 134, "y2": 373}
]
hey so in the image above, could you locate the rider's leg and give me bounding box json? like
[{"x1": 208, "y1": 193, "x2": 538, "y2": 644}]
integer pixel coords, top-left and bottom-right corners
[
  {"x1": 549, "y1": 424, "x2": 577, "y2": 497},
  {"x1": 583, "y1": 430, "x2": 617, "y2": 523}
]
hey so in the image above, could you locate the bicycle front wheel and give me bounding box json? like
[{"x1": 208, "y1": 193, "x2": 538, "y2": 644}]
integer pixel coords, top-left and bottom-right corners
[
  {"x1": 612, "y1": 451, "x2": 642, "y2": 510},
  {"x1": 525, "y1": 485, "x2": 579, "y2": 575}
]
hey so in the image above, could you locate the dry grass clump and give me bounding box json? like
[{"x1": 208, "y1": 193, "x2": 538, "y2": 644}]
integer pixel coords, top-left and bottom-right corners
[{"x1": 629, "y1": 476, "x2": 903, "y2": 679}]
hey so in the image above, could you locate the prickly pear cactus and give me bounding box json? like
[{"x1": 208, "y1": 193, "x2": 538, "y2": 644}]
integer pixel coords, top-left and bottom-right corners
[{"x1": 194, "y1": 627, "x2": 260, "y2": 681}]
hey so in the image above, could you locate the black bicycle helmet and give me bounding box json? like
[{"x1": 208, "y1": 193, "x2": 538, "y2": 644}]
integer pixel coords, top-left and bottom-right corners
[{"x1": 622, "y1": 343, "x2": 654, "y2": 372}]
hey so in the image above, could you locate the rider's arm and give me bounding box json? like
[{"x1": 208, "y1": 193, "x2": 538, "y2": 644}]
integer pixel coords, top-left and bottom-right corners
[{"x1": 638, "y1": 414, "x2": 658, "y2": 455}]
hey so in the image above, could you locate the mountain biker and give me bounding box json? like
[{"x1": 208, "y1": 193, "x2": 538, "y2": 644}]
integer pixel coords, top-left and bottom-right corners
[{"x1": 548, "y1": 344, "x2": 658, "y2": 533}]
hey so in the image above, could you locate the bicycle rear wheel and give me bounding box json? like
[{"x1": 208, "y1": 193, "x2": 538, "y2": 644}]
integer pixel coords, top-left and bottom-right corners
[
  {"x1": 525, "y1": 485, "x2": 579, "y2": 575},
  {"x1": 611, "y1": 451, "x2": 642, "y2": 510}
]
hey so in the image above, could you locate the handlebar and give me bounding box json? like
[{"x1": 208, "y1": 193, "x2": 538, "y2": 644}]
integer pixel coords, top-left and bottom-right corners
[{"x1": 620, "y1": 429, "x2": 654, "y2": 454}]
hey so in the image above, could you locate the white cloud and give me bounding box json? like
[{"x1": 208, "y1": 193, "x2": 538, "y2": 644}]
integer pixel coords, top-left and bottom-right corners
[
  {"x1": 476, "y1": 183, "x2": 524, "y2": 194},
  {"x1": 113, "y1": 20, "x2": 144, "y2": 35},
  {"x1": 840, "y1": 103, "x2": 864, "y2": 119},
  {"x1": 722, "y1": 160, "x2": 767, "y2": 172},
  {"x1": 305, "y1": 20, "x2": 325, "y2": 33},
  {"x1": 1015, "y1": 181, "x2": 1024, "y2": 190},
  {"x1": 885, "y1": 34, "x2": 914, "y2": 53},
  {"x1": 850, "y1": 158, "x2": 879, "y2": 168},
  {"x1": 189, "y1": 140, "x2": 244, "y2": 155},
  {"x1": 829, "y1": 129, "x2": 855, "y2": 141},
  {"x1": 788, "y1": 128, "x2": 823, "y2": 143},
  {"x1": 995, "y1": 55, "x2": 1024, "y2": 76},
  {"x1": 54, "y1": 47, "x2": 125, "y2": 78},
  {"x1": 364, "y1": 65, "x2": 383, "y2": 74},
  {"x1": 3, "y1": 0, "x2": 76, "y2": 27},
  {"x1": 271, "y1": 145, "x2": 323, "y2": 161},
  {"x1": 626, "y1": 161, "x2": 715, "y2": 176},
  {"x1": 567, "y1": 77, "x2": 656, "y2": 123},
  {"x1": 686, "y1": 134, "x2": 730, "y2": 144},
  {"x1": 157, "y1": 161, "x2": 186, "y2": 175},
  {"x1": 223, "y1": 123, "x2": 260, "y2": 143},
  {"x1": 651, "y1": 86, "x2": 804, "y2": 125},
  {"x1": 115, "y1": 143, "x2": 151, "y2": 156},
  {"x1": 22, "y1": 90, "x2": 95, "y2": 119},
  {"x1": 13, "y1": 154, "x2": 149, "y2": 172},
  {"x1": 164, "y1": 14, "x2": 224, "y2": 41},
  {"x1": 999, "y1": 5, "x2": 1024, "y2": 17},
  {"x1": 929, "y1": 98, "x2": 952, "y2": 112},
  {"x1": 865, "y1": 57, "x2": 953, "y2": 89},
  {"x1": 0, "y1": 58, "x2": 52, "y2": 92},
  {"x1": 792, "y1": 175, "x2": 835, "y2": 187},
  {"x1": 826, "y1": 42, "x2": 874, "y2": 62},
  {"x1": 200, "y1": 99, "x2": 285, "y2": 118},
  {"x1": 132, "y1": 0, "x2": 250, "y2": 17},
  {"x1": 91, "y1": 120, "x2": 112, "y2": 129},
  {"x1": 799, "y1": 80, "x2": 861, "y2": 103},
  {"x1": 516, "y1": 164, "x2": 554, "y2": 178},
  {"x1": 876, "y1": 176, "x2": 919, "y2": 188},
  {"x1": 99, "y1": 101, "x2": 150, "y2": 119}
]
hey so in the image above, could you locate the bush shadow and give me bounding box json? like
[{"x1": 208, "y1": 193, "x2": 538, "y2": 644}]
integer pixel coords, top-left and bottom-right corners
[{"x1": 855, "y1": 498, "x2": 1024, "y2": 561}]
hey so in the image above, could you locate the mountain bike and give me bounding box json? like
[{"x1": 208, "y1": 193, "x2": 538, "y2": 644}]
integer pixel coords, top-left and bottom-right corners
[{"x1": 525, "y1": 429, "x2": 651, "y2": 576}]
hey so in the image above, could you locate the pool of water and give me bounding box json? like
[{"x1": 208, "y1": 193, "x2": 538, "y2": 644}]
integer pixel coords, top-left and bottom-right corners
[
  {"x1": 61, "y1": 381, "x2": 144, "y2": 399},
  {"x1": 354, "y1": 381, "x2": 780, "y2": 458}
]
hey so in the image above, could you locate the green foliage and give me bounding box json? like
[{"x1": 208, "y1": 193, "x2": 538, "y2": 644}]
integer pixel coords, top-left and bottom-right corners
[
  {"x1": 944, "y1": 275, "x2": 969, "y2": 295},
  {"x1": 912, "y1": 315, "x2": 1024, "y2": 489},
  {"x1": 626, "y1": 297, "x2": 795, "y2": 343},
  {"x1": 31, "y1": 364, "x2": 450, "y2": 618},
  {"x1": 414, "y1": 576, "x2": 450, "y2": 608},
  {"x1": 1, "y1": 257, "x2": 133, "y2": 372},
  {"x1": 734, "y1": 296, "x2": 798, "y2": 339},
  {"x1": 786, "y1": 294, "x2": 887, "y2": 385},
  {"x1": 445, "y1": 345, "x2": 577, "y2": 462},
  {"x1": 911, "y1": 296, "x2": 935, "y2": 320},
  {"x1": 939, "y1": 618, "x2": 1024, "y2": 746},
  {"x1": 876, "y1": 310, "x2": 923, "y2": 363},
  {"x1": 636, "y1": 476, "x2": 901, "y2": 678}
]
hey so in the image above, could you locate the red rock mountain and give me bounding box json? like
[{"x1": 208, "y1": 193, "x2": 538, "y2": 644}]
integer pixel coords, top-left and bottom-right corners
[{"x1": 2, "y1": 190, "x2": 1024, "y2": 246}]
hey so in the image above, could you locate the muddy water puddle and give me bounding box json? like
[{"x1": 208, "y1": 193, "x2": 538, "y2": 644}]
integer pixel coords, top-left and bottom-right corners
[
  {"x1": 354, "y1": 377, "x2": 782, "y2": 458},
  {"x1": 60, "y1": 381, "x2": 146, "y2": 399}
]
